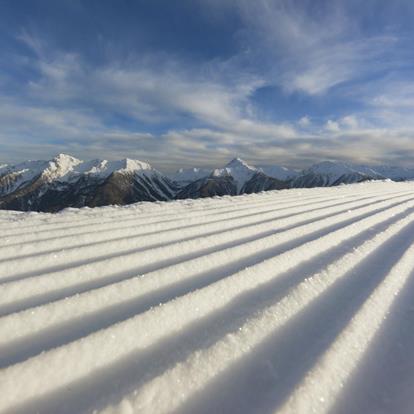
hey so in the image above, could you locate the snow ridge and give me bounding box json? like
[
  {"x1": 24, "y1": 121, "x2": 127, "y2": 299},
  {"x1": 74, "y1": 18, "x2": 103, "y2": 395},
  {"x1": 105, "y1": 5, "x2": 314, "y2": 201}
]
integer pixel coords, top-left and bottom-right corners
[{"x1": 0, "y1": 181, "x2": 414, "y2": 414}]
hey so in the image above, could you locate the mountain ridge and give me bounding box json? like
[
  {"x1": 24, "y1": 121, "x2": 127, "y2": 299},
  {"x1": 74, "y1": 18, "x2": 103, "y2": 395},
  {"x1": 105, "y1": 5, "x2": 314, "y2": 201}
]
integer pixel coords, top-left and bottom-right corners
[
  {"x1": 0, "y1": 154, "x2": 178, "y2": 211},
  {"x1": 1, "y1": 154, "x2": 413, "y2": 211}
]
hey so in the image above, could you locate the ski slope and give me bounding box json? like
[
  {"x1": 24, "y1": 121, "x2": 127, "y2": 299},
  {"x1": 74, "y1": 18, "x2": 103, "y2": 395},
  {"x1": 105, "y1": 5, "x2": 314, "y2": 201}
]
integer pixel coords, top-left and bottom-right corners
[{"x1": 1, "y1": 181, "x2": 414, "y2": 414}]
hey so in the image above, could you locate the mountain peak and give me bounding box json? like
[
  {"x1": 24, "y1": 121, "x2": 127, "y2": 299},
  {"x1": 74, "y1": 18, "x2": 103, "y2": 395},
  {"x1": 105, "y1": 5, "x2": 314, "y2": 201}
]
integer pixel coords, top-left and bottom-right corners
[
  {"x1": 119, "y1": 158, "x2": 153, "y2": 172},
  {"x1": 225, "y1": 157, "x2": 253, "y2": 169},
  {"x1": 211, "y1": 158, "x2": 258, "y2": 193},
  {"x1": 41, "y1": 154, "x2": 83, "y2": 182},
  {"x1": 52, "y1": 153, "x2": 82, "y2": 166}
]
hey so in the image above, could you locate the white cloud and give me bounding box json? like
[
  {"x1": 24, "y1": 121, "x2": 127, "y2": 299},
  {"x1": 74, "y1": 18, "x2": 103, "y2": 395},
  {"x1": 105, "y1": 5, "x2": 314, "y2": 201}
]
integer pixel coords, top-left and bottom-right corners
[
  {"x1": 3, "y1": 12, "x2": 414, "y2": 170},
  {"x1": 340, "y1": 115, "x2": 358, "y2": 129},
  {"x1": 20, "y1": 35, "x2": 287, "y2": 135},
  {"x1": 211, "y1": 0, "x2": 399, "y2": 96},
  {"x1": 298, "y1": 116, "x2": 311, "y2": 127},
  {"x1": 0, "y1": 33, "x2": 302, "y2": 167},
  {"x1": 325, "y1": 120, "x2": 340, "y2": 132}
]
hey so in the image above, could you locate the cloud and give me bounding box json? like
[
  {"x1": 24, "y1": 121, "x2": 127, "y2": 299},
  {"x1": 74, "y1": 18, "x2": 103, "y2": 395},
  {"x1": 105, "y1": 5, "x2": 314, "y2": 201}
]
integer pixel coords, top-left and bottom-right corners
[
  {"x1": 157, "y1": 123, "x2": 414, "y2": 170},
  {"x1": 337, "y1": 75, "x2": 414, "y2": 131},
  {"x1": 2, "y1": 3, "x2": 414, "y2": 170},
  {"x1": 18, "y1": 32, "x2": 275, "y2": 131},
  {"x1": 205, "y1": 0, "x2": 399, "y2": 95},
  {"x1": 0, "y1": 31, "x2": 300, "y2": 168},
  {"x1": 298, "y1": 116, "x2": 311, "y2": 128},
  {"x1": 325, "y1": 120, "x2": 340, "y2": 133},
  {"x1": 340, "y1": 115, "x2": 358, "y2": 129}
]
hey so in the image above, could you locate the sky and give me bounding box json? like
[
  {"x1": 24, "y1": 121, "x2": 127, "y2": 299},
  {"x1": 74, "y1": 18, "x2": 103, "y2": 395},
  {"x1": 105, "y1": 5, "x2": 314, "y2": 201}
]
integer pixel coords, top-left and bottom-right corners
[{"x1": 1, "y1": 0, "x2": 414, "y2": 171}]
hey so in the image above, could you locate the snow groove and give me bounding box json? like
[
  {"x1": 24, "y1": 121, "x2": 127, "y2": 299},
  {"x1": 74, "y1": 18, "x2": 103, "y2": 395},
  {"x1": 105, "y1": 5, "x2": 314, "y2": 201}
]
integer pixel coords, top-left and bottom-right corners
[
  {"x1": 0, "y1": 190, "x2": 386, "y2": 262},
  {"x1": 0, "y1": 189, "x2": 347, "y2": 240},
  {"x1": 1, "y1": 182, "x2": 414, "y2": 414},
  {"x1": 1, "y1": 191, "x2": 411, "y2": 316},
  {"x1": 0, "y1": 190, "x2": 385, "y2": 270},
  {"x1": 2, "y1": 203, "x2": 413, "y2": 369},
  {"x1": 1, "y1": 189, "x2": 407, "y2": 285},
  {"x1": 0, "y1": 188, "x2": 392, "y2": 249},
  {"x1": 0, "y1": 187, "x2": 373, "y2": 234}
]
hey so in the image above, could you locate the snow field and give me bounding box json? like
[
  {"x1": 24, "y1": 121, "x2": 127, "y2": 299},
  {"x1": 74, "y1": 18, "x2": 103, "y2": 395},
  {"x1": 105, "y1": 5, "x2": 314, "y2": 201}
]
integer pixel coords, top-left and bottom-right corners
[
  {"x1": 2, "y1": 189, "x2": 395, "y2": 278},
  {"x1": 279, "y1": 239, "x2": 414, "y2": 414},
  {"x1": 100, "y1": 200, "x2": 414, "y2": 414},
  {"x1": 1, "y1": 189, "x2": 411, "y2": 311},
  {"x1": 0, "y1": 182, "x2": 414, "y2": 413}
]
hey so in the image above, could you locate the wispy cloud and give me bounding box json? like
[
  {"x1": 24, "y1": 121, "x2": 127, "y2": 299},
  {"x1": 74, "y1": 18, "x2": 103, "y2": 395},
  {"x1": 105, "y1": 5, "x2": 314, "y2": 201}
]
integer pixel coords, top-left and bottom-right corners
[
  {"x1": 0, "y1": 31, "x2": 298, "y2": 168},
  {"x1": 1, "y1": 1, "x2": 414, "y2": 170},
  {"x1": 227, "y1": 0, "x2": 399, "y2": 95}
]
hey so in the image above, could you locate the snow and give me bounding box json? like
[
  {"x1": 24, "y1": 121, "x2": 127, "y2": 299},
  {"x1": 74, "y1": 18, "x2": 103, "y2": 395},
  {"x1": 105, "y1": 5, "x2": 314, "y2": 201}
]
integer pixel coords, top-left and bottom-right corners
[
  {"x1": 301, "y1": 161, "x2": 380, "y2": 182},
  {"x1": 301, "y1": 160, "x2": 414, "y2": 184},
  {"x1": 0, "y1": 160, "x2": 50, "y2": 195},
  {"x1": 373, "y1": 165, "x2": 414, "y2": 181},
  {"x1": 169, "y1": 167, "x2": 211, "y2": 185},
  {"x1": 258, "y1": 165, "x2": 298, "y2": 180},
  {"x1": 169, "y1": 159, "x2": 297, "y2": 190},
  {"x1": 212, "y1": 158, "x2": 258, "y2": 192},
  {"x1": 1, "y1": 181, "x2": 414, "y2": 413},
  {"x1": 0, "y1": 154, "x2": 164, "y2": 193},
  {"x1": 41, "y1": 154, "x2": 83, "y2": 182},
  {"x1": 209, "y1": 158, "x2": 298, "y2": 191},
  {"x1": 53, "y1": 156, "x2": 154, "y2": 181}
]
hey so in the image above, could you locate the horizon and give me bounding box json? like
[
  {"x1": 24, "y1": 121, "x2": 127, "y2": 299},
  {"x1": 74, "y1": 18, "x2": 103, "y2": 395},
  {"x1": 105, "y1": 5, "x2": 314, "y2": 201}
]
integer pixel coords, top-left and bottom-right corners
[
  {"x1": 1, "y1": 1, "x2": 414, "y2": 169},
  {"x1": 2, "y1": 152, "x2": 413, "y2": 175}
]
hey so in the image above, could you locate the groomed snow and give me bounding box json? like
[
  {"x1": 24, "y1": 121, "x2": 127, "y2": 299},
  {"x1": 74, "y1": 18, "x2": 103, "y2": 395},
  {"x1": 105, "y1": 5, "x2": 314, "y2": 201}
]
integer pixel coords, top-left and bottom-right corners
[{"x1": 1, "y1": 181, "x2": 414, "y2": 413}]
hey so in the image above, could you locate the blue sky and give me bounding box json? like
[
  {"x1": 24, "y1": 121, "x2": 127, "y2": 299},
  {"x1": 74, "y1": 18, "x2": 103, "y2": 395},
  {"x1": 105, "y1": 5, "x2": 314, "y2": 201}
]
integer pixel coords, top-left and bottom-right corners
[{"x1": 1, "y1": 0, "x2": 414, "y2": 171}]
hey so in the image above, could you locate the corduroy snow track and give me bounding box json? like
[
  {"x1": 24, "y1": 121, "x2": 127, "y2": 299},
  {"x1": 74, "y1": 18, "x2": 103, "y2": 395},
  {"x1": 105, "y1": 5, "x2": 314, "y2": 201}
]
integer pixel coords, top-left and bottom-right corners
[{"x1": 1, "y1": 181, "x2": 414, "y2": 414}]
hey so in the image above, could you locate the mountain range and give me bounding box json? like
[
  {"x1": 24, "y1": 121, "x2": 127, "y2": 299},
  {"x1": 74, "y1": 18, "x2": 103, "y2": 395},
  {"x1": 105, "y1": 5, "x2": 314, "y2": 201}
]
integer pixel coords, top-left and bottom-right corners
[{"x1": 1, "y1": 154, "x2": 413, "y2": 212}]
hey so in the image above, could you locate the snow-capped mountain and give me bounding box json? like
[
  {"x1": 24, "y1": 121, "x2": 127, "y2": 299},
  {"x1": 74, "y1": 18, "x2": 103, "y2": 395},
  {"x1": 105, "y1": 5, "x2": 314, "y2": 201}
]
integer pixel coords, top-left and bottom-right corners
[
  {"x1": 258, "y1": 165, "x2": 299, "y2": 181},
  {"x1": 211, "y1": 158, "x2": 258, "y2": 193},
  {"x1": 290, "y1": 161, "x2": 385, "y2": 188},
  {"x1": 169, "y1": 167, "x2": 212, "y2": 186},
  {"x1": 176, "y1": 175, "x2": 238, "y2": 199},
  {"x1": 176, "y1": 158, "x2": 414, "y2": 199},
  {"x1": 293, "y1": 161, "x2": 414, "y2": 187},
  {"x1": 0, "y1": 154, "x2": 179, "y2": 212},
  {"x1": 372, "y1": 165, "x2": 414, "y2": 181},
  {"x1": 2, "y1": 155, "x2": 414, "y2": 211},
  {"x1": 176, "y1": 158, "x2": 288, "y2": 199}
]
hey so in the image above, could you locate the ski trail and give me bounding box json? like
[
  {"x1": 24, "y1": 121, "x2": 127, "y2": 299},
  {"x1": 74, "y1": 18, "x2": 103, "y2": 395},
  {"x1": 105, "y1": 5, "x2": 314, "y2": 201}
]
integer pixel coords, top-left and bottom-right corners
[
  {"x1": 1, "y1": 205, "x2": 412, "y2": 368},
  {"x1": 2, "y1": 191, "x2": 409, "y2": 285},
  {"x1": 0, "y1": 186, "x2": 378, "y2": 233},
  {"x1": 1, "y1": 193, "x2": 411, "y2": 316},
  {"x1": 0, "y1": 191, "x2": 378, "y2": 271},
  {"x1": 172, "y1": 216, "x2": 414, "y2": 414},
  {"x1": 330, "y1": 264, "x2": 414, "y2": 414},
  {"x1": 0, "y1": 182, "x2": 414, "y2": 414},
  {"x1": 0, "y1": 190, "x2": 380, "y2": 261},
  {"x1": 0, "y1": 195, "x2": 413, "y2": 413},
  {"x1": 0, "y1": 188, "x2": 390, "y2": 247},
  {"x1": 96, "y1": 213, "x2": 414, "y2": 414},
  {"x1": 0, "y1": 189, "x2": 342, "y2": 239},
  {"x1": 278, "y1": 233, "x2": 414, "y2": 414}
]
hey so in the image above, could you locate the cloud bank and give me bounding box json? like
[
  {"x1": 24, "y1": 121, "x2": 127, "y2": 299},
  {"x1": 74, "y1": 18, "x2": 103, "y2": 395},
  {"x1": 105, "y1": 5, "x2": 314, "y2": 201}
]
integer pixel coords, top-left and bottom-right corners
[{"x1": 1, "y1": 0, "x2": 414, "y2": 170}]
